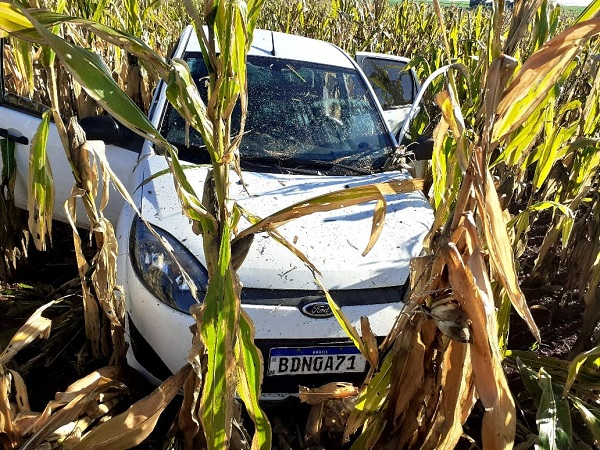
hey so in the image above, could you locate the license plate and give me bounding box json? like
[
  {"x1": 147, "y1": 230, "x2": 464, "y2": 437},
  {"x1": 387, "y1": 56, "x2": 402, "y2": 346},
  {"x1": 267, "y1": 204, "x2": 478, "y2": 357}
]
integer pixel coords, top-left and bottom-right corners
[{"x1": 268, "y1": 346, "x2": 366, "y2": 376}]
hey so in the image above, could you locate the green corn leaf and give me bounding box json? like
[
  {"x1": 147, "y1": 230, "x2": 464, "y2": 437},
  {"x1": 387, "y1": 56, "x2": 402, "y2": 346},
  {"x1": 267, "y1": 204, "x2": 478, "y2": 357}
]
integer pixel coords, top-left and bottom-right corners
[
  {"x1": 346, "y1": 350, "x2": 393, "y2": 445},
  {"x1": 0, "y1": 5, "x2": 169, "y2": 150},
  {"x1": 431, "y1": 126, "x2": 449, "y2": 209},
  {"x1": 27, "y1": 109, "x2": 54, "y2": 252},
  {"x1": 572, "y1": 397, "x2": 600, "y2": 444},
  {"x1": 508, "y1": 201, "x2": 574, "y2": 229},
  {"x1": 90, "y1": 0, "x2": 111, "y2": 23},
  {"x1": 1, "y1": 138, "x2": 16, "y2": 186},
  {"x1": 534, "y1": 120, "x2": 578, "y2": 191},
  {"x1": 564, "y1": 344, "x2": 600, "y2": 396},
  {"x1": 509, "y1": 350, "x2": 600, "y2": 391},
  {"x1": 313, "y1": 275, "x2": 367, "y2": 357},
  {"x1": 0, "y1": 2, "x2": 37, "y2": 36},
  {"x1": 165, "y1": 59, "x2": 215, "y2": 158},
  {"x1": 516, "y1": 357, "x2": 543, "y2": 408},
  {"x1": 235, "y1": 309, "x2": 272, "y2": 450},
  {"x1": 575, "y1": 0, "x2": 600, "y2": 24},
  {"x1": 567, "y1": 144, "x2": 600, "y2": 198},
  {"x1": 13, "y1": 38, "x2": 34, "y2": 97},
  {"x1": 537, "y1": 368, "x2": 571, "y2": 450},
  {"x1": 491, "y1": 94, "x2": 550, "y2": 169},
  {"x1": 497, "y1": 290, "x2": 512, "y2": 352},
  {"x1": 199, "y1": 226, "x2": 238, "y2": 450}
]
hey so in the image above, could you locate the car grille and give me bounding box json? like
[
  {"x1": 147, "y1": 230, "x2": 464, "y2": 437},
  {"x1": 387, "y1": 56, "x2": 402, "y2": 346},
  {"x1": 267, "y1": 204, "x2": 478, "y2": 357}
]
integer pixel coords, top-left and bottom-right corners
[{"x1": 241, "y1": 283, "x2": 407, "y2": 307}]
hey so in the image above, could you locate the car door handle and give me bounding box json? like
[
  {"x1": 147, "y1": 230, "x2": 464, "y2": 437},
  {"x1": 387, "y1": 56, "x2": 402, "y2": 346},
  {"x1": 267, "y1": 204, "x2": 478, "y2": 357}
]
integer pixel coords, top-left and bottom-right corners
[{"x1": 0, "y1": 128, "x2": 29, "y2": 145}]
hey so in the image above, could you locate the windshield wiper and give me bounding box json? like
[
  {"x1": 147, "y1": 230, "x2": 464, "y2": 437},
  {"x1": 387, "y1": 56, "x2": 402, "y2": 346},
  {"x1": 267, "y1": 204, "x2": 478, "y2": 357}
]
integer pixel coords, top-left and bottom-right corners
[{"x1": 240, "y1": 156, "x2": 373, "y2": 176}]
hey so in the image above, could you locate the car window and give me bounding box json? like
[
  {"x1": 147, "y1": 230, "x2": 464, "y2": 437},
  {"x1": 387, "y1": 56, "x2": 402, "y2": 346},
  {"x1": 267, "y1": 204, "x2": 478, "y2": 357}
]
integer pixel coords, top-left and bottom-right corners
[
  {"x1": 162, "y1": 54, "x2": 394, "y2": 175},
  {"x1": 361, "y1": 57, "x2": 416, "y2": 110},
  {"x1": 1, "y1": 40, "x2": 50, "y2": 114}
]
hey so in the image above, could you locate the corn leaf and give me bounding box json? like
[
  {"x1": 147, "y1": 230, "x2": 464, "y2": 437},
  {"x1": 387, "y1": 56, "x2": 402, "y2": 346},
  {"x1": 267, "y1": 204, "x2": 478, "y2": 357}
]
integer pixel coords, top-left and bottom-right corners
[
  {"x1": 21, "y1": 369, "x2": 125, "y2": 450},
  {"x1": 71, "y1": 365, "x2": 191, "y2": 450},
  {"x1": 233, "y1": 179, "x2": 423, "y2": 256},
  {"x1": 314, "y1": 276, "x2": 367, "y2": 357},
  {"x1": 27, "y1": 109, "x2": 54, "y2": 252},
  {"x1": 493, "y1": 18, "x2": 600, "y2": 143},
  {"x1": 575, "y1": 0, "x2": 600, "y2": 24},
  {"x1": 564, "y1": 344, "x2": 600, "y2": 396},
  {"x1": 235, "y1": 204, "x2": 321, "y2": 275},
  {"x1": 572, "y1": 398, "x2": 600, "y2": 444},
  {"x1": 516, "y1": 357, "x2": 544, "y2": 408},
  {"x1": 0, "y1": 300, "x2": 55, "y2": 365},
  {"x1": 473, "y1": 157, "x2": 541, "y2": 342},
  {"x1": 346, "y1": 353, "x2": 393, "y2": 443},
  {"x1": 235, "y1": 309, "x2": 271, "y2": 450},
  {"x1": 199, "y1": 224, "x2": 239, "y2": 450},
  {"x1": 0, "y1": 5, "x2": 170, "y2": 151},
  {"x1": 537, "y1": 368, "x2": 572, "y2": 450}
]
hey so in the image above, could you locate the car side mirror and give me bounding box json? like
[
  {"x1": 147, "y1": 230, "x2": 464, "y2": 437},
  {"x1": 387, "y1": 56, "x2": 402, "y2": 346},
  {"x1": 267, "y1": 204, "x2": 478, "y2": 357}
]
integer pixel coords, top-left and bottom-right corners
[
  {"x1": 410, "y1": 137, "x2": 433, "y2": 161},
  {"x1": 398, "y1": 134, "x2": 433, "y2": 161}
]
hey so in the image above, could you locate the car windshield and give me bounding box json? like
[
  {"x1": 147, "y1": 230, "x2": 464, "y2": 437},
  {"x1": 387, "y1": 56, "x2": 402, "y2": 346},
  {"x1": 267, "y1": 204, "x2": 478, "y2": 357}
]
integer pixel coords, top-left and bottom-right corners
[{"x1": 161, "y1": 54, "x2": 394, "y2": 175}]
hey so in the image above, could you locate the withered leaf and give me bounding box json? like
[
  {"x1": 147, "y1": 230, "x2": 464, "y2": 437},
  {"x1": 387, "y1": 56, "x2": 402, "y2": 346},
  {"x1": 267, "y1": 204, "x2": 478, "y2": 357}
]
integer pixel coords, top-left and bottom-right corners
[{"x1": 299, "y1": 382, "x2": 358, "y2": 406}]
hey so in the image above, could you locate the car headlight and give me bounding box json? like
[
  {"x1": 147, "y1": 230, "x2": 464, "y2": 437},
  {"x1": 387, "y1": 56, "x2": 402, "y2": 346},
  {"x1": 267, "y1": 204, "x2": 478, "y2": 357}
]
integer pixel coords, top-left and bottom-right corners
[{"x1": 129, "y1": 216, "x2": 208, "y2": 313}]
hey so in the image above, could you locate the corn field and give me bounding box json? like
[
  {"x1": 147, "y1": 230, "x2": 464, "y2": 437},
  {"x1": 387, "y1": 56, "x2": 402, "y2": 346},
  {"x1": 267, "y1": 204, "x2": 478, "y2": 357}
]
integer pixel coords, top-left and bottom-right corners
[{"x1": 1, "y1": 0, "x2": 600, "y2": 448}]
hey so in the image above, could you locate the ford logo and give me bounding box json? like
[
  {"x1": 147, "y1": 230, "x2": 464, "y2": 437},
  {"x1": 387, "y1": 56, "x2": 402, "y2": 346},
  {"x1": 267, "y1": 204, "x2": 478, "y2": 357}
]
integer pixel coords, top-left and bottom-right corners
[{"x1": 301, "y1": 301, "x2": 333, "y2": 318}]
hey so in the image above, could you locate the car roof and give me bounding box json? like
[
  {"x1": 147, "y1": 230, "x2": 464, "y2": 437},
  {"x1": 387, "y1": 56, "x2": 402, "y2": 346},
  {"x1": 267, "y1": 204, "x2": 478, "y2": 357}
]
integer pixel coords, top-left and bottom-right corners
[{"x1": 184, "y1": 28, "x2": 355, "y2": 69}]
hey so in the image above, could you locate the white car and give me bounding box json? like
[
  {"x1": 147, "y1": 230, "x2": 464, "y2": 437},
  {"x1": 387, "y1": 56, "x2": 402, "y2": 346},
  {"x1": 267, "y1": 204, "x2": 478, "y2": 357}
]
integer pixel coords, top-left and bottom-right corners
[{"x1": 0, "y1": 28, "x2": 433, "y2": 395}]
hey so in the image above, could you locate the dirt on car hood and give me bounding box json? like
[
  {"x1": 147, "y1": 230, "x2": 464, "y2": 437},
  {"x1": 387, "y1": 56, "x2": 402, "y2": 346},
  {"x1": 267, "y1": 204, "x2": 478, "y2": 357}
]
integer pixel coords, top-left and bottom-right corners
[{"x1": 139, "y1": 157, "x2": 433, "y2": 290}]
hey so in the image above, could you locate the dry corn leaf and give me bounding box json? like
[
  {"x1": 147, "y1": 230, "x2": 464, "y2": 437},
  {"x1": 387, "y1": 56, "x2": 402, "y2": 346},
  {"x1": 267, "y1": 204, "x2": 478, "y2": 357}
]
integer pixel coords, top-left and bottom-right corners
[
  {"x1": 360, "y1": 317, "x2": 379, "y2": 368},
  {"x1": 443, "y1": 241, "x2": 516, "y2": 448},
  {"x1": 299, "y1": 382, "x2": 358, "y2": 406},
  {"x1": 493, "y1": 18, "x2": 600, "y2": 142},
  {"x1": 504, "y1": 0, "x2": 545, "y2": 55},
  {"x1": 65, "y1": 191, "x2": 102, "y2": 359},
  {"x1": 388, "y1": 322, "x2": 430, "y2": 420},
  {"x1": 0, "y1": 368, "x2": 17, "y2": 448},
  {"x1": 8, "y1": 370, "x2": 29, "y2": 413},
  {"x1": 12, "y1": 411, "x2": 40, "y2": 439},
  {"x1": 422, "y1": 340, "x2": 471, "y2": 450},
  {"x1": 304, "y1": 402, "x2": 324, "y2": 445},
  {"x1": 62, "y1": 367, "x2": 126, "y2": 398},
  {"x1": 32, "y1": 368, "x2": 126, "y2": 436},
  {"x1": 442, "y1": 241, "x2": 498, "y2": 408},
  {"x1": 21, "y1": 376, "x2": 124, "y2": 450},
  {"x1": 177, "y1": 367, "x2": 204, "y2": 450},
  {"x1": 481, "y1": 387, "x2": 517, "y2": 450},
  {"x1": 70, "y1": 365, "x2": 191, "y2": 450},
  {"x1": 472, "y1": 153, "x2": 540, "y2": 342},
  {"x1": 235, "y1": 204, "x2": 321, "y2": 276},
  {"x1": 390, "y1": 318, "x2": 429, "y2": 422},
  {"x1": 233, "y1": 179, "x2": 423, "y2": 257},
  {"x1": 0, "y1": 300, "x2": 55, "y2": 365}
]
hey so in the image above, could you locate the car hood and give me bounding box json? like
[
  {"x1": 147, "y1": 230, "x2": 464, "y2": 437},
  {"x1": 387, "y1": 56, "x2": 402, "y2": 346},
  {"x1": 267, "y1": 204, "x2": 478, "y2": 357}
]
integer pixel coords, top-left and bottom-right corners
[{"x1": 139, "y1": 157, "x2": 433, "y2": 290}]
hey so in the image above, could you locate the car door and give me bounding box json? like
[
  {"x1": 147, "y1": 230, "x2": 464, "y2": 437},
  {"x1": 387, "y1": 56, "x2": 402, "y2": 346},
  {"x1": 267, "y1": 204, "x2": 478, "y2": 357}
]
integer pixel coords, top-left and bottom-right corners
[
  {"x1": 355, "y1": 52, "x2": 419, "y2": 139},
  {"x1": 0, "y1": 40, "x2": 139, "y2": 227}
]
